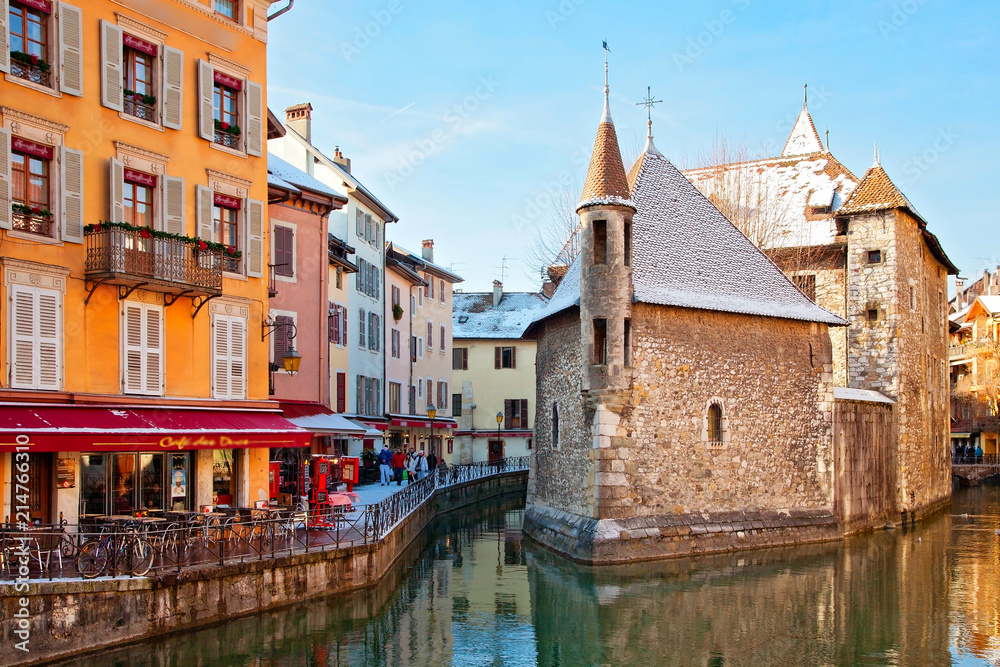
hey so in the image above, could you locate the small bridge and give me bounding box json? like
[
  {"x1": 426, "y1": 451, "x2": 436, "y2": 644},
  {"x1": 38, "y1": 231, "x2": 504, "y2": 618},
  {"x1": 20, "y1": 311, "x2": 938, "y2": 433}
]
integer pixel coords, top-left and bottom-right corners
[{"x1": 952, "y1": 455, "x2": 1000, "y2": 485}]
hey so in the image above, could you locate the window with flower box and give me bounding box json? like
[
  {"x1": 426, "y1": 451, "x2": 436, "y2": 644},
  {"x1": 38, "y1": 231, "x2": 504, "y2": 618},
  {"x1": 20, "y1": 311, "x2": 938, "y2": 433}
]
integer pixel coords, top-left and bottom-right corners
[
  {"x1": 123, "y1": 41, "x2": 156, "y2": 122},
  {"x1": 194, "y1": 185, "x2": 263, "y2": 277},
  {"x1": 99, "y1": 22, "x2": 183, "y2": 130},
  {"x1": 3, "y1": 1, "x2": 82, "y2": 95},
  {"x1": 215, "y1": 199, "x2": 240, "y2": 273},
  {"x1": 10, "y1": 139, "x2": 51, "y2": 237},
  {"x1": 197, "y1": 60, "x2": 262, "y2": 156}
]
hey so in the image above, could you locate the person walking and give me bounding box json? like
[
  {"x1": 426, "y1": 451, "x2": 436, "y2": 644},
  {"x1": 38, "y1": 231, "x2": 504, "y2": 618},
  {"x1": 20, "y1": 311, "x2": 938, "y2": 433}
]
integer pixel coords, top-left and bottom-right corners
[
  {"x1": 405, "y1": 450, "x2": 416, "y2": 484},
  {"x1": 414, "y1": 450, "x2": 429, "y2": 480},
  {"x1": 426, "y1": 451, "x2": 437, "y2": 472},
  {"x1": 391, "y1": 448, "x2": 406, "y2": 486},
  {"x1": 377, "y1": 445, "x2": 393, "y2": 486},
  {"x1": 976, "y1": 443, "x2": 984, "y2": 464}
]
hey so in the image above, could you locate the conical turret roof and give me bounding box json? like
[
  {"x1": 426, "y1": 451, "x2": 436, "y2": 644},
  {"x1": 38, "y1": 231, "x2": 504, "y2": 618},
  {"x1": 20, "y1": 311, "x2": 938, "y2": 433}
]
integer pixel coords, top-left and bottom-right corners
[{"x1": 577, "y1": 91, "x2": 634, "y2": 212}]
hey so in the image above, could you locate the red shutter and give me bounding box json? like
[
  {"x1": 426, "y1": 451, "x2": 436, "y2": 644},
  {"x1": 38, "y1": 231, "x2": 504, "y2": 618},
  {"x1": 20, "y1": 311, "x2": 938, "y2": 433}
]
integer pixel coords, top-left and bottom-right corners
[
  {"x1": 274, "y1": 315, "x2": 293, "y2": 361},
  {"x1": 440, "y1": 325, "x2": 445, "y2": 350},
  {"x1": 495, "y1": 347, "x2": 501, "y2": 369},
  {"x1": 504, "y1": 399, "x2": 513, "y2": 429},
  {"x1": 511, "y1": 346, "x2": 516, "y2": 369},
  {"x1": 462, "y1": 348, "x2": 468, "y2": 370},
  {"x1": 336, "y1": 372, "x2": 346, "y2": 413}
]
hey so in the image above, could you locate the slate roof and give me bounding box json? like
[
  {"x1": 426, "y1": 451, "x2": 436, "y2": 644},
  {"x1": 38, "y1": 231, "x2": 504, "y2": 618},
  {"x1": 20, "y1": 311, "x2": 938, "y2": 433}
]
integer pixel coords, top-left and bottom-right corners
[
  {"x1": 454, "y1": 292, "x2": 549, "y2": 339},
  {"x1": 532, "y1": 137, "x2": 847, "y2": 328},
  {"x1": 268, "y1": 153, "x2": 347, "y2": 203}
]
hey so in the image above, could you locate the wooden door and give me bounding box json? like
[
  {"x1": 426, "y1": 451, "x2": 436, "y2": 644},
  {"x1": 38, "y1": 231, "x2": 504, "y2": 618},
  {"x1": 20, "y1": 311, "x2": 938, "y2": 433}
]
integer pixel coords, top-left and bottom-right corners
[{"x1": 11, "y1": 453, "x2": 52, "y2": 524}]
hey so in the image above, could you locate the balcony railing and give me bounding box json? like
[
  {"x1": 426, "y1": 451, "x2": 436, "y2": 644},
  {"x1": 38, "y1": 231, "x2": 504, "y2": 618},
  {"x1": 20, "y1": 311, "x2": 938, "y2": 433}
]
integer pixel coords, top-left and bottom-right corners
[
  {"x1": 85, "y1": 226, "x2": 223, "y2": 294},
  {"x1": 10, "y1": 59, "x2": 51, "y2": 87},
  {"x1": 214, "y1": 130, "x2": 241, "y2": 150},
  {"x1": 12, "y1": 212, "x2": 54, "y2": 237},
  {"x1": 123, "y1": 98, "x2": 157, "y2": 122},
  {"x1": 950, "y1": 342, "x2": 993, "y2": 358}
]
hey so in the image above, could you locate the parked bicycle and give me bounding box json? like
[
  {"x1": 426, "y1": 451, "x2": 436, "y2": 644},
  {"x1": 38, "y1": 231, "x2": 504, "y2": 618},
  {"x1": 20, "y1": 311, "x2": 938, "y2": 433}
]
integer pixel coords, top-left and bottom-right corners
[{"x1": 76, "y1": 525, "x2": 154, "y2": 578}]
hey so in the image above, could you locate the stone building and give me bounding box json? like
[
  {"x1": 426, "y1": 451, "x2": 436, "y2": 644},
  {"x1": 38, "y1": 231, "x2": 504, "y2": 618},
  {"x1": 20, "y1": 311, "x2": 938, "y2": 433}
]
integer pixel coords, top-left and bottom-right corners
[
  {"x1": 523, "y1": 77, "x2": 862, "y2": 563},
  {"x1": 684, "y1": 92, "x2": 957, "y2": 522},
  {"x1": 949, "y1": 295, "x2": 1000, "y2": 456}
]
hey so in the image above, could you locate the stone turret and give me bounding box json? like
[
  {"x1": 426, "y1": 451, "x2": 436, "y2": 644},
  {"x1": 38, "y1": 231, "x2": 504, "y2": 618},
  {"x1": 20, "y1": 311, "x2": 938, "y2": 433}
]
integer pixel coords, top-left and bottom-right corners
[{"x1": 576, "y1": 68, "x2": 635, "y2": 400}]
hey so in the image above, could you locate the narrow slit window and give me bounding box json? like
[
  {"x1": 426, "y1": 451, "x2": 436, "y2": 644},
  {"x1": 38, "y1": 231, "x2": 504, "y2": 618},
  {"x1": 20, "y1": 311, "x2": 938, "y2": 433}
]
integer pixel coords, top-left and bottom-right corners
[
  {"x1": 623, "y1": 318, "x2": 631, "y2": 366},
  {"x1": 552, "y1": 403, "x2": 559, "y2": 449},
  {"x1": 708, "y1": 404, "x2": 723, "y2": 443},
  {"x1": 624, "y1": 220, "x2": 631, "y2": 267},
  {"x1": 593, "y1": 220, "x2": 607, "y2": 265},
  {"x1": 593, "y1": 318, "x2": 607, "y2": 365}
]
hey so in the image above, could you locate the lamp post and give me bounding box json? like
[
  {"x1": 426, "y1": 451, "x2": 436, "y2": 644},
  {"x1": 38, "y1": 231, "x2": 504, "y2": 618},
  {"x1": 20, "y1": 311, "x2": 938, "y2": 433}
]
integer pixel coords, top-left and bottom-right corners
[{"x1": 496, "y1": 411, "x2": 503, "y2": 464}]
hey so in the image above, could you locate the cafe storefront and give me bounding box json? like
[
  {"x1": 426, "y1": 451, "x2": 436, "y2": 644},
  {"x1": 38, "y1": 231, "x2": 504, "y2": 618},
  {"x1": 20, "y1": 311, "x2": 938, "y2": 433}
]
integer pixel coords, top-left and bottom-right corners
[{"x1": 0, "y1": 404, "x2": 311, "y2": 525}]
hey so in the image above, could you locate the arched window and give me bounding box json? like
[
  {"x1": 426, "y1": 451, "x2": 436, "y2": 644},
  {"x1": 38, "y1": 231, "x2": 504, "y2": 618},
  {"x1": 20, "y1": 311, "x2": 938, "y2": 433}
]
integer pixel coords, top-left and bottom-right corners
[
  {"x1": 707, "y1": 403, "x2": 723, "y2": 444},
  {"x1": 552, "y1": 403, "x2": 560, "y2": 449}
]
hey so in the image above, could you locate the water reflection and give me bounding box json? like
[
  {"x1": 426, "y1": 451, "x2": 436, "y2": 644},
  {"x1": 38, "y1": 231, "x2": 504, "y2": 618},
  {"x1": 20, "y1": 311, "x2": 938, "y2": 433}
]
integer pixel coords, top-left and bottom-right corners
[{"x1": 66, "y1": 486, "x2": 1000, "y2": 666}]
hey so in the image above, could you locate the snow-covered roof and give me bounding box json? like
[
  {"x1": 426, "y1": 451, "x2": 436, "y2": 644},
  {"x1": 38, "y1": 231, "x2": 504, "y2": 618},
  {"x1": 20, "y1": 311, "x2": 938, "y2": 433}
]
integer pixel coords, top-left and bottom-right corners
[
  {"x1": 980, "y1": 296, "x2": 1000, "y2": 314},
  {"x1": 390, "y1": 244, "x2": 463, "y2": 284},
  {"x1": 532, "y1": 140, "x2": 847, "y2": 328},
  {"x1": 454, "y1": 291, "x2": 549, "y2": 339},
  {"x1": 950, "y1": 304, "x2": 971, "y2": 324},
  {"x1": 267, "y1": 173, "x2": 299, "y2": 192},
  {"x1": 782, "y1": 105, "x2": 825, "y2": 157},
  {"x1": 833, "y1": 387, "x2": 895, "y2": 404},
  {"x1": 268, "y1": 153, "x2": 345, "y2": 201}
]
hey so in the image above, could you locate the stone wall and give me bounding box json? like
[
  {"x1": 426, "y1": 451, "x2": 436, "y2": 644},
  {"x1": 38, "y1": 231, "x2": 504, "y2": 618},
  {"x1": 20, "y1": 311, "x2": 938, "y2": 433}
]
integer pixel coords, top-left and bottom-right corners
[
  {"x1": 833, "y1": 397, "x2": 897, "y2": 532},
  {"x1": 0, "y1": 472, "x2": 528, "y2": 666}
]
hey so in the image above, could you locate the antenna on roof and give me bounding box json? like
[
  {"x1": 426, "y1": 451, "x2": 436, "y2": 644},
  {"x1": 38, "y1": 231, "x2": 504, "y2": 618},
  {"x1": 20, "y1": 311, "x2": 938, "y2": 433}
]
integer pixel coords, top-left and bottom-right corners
[{"x1": 497, "y1": 255, "x2": 518, "y2": 285}]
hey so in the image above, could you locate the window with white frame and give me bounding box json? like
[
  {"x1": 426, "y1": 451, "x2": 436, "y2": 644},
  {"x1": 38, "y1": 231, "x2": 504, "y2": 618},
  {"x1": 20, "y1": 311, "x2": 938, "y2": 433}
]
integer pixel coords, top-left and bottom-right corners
[
  {"x1": 197, "y1": 59, "x2": 262, "y2": 156},
  {"x1": 214, "y1": 0, "x2": 238, "y2": 21},
  {"x1": 426, "y1": 320, "x2": 433, "y2": 350},
  {"x1": 194, "y1": 185, "x2": 263, "y2": 278},
  {"x1": 368, "y1": 312, "x2": 380, "y2": 352},
  {"x1": 439, "y1": 279, "x2": 445, "y2": 303},
  {"x1": 212, "y1": 312, "x2": 246, "y2": 399},
  {"x1": 5, "y1": 1, "x2": 83, "y2": 96},
  {"x1": 391, "y1": 328, "x2": 400, "y2": 358},
  {"x1": 98, "y1": 22, "x2": 183, "y2": 130},
  {"x1": 8, "y1": 283, "x2": 61, "y2": 390},
  {"x1": 273, "y1": 224, "x2": 294, "y2": 278},
  {"x1": 122, "y1": 300, "x2": 164, "y2": 395}
]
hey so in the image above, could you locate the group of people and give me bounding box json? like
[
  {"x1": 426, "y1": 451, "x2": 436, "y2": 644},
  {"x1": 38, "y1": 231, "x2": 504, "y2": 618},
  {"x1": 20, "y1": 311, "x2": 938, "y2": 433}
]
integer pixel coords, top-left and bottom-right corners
[
  {"x1": 377, "y1": 445, "x2": 440, "y2": 485},
  {"x1": 955, "y1": 442, "x2": 985, "y2": 464}
]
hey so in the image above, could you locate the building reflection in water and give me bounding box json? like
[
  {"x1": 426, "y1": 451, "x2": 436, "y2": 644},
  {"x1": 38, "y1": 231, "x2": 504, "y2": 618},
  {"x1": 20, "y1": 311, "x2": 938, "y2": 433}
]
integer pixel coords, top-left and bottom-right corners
[{"x1": 57, "y1": 486, "x2": 1000, "y2": 667}]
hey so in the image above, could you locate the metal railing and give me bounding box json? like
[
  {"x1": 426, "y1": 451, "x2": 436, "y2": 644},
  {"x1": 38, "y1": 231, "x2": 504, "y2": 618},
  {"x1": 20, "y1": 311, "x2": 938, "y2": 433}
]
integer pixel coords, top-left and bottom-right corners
[
  {"x1": 12, "y1": 212, "x2": 54, "y2": 237},
  {"x1": 123, "y1": 98, "x2": 157, "y2": 123},
  {"x1": 10, "y1": 60, "x2": 51, "y2": 87},
  {"x1": 0, "y1": 457, "x2": 529, "y2": 582},
  {"x1": 952, "y1": 454, "x2": 1000, "y2": 466},
  {"x1": 85, "y1": 226, "x2": 223, "y2": 292},
  {"x1": 214, "y1": 131, "x2": 241, "y2": 150}
]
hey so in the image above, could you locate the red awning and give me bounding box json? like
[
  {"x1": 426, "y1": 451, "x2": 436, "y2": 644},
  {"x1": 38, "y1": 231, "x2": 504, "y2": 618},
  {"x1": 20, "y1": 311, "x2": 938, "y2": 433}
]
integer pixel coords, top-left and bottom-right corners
[
  {"x1": 388, "y1": 416, "x2": 458, "y2": 429},
  {"x1": 0, "y1": 404, "x2": 312, "y2": 453}
]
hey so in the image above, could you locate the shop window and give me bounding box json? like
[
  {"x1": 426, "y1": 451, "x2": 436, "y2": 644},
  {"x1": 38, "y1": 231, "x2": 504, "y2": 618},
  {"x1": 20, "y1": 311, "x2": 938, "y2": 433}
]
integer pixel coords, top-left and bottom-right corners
[
  {"x1": 80, "y1": 454, "x2": 107, "y2": 517},
  {"x1": 111, "y1": 453, "x2": 136, "y2": 514},
  {"x1": 213, "y1": 449, "x2": 238, "y2": 507},
  {"x1": 10, "y1": 453, "x2": 51, "y2": 523}
]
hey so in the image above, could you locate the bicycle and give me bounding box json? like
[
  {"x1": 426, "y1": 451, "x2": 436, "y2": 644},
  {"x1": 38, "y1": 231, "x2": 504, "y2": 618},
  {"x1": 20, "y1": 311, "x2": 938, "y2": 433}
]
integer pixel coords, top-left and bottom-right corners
[{"x1": 76, "y1": 525, "x2": 154, "y2": 578}]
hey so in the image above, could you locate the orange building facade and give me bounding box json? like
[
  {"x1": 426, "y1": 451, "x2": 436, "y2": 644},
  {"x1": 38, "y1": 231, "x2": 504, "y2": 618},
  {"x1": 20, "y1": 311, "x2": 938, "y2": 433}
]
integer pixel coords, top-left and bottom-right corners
[{"x1": 0, "y1": 0, "x2": 308, "y2": 526}]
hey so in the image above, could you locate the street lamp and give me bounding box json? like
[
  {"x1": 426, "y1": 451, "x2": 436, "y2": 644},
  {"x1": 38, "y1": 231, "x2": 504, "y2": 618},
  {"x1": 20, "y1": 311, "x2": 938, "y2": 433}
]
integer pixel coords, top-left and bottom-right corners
[
  {"x1": 282, "y1": 346, "x2": 301, "y2": 376},
  {"x1": 427, "y1": 404, "x2": 436, "y2": 455},
  {"x1": 496, "y1": 411, "x2": 503, "y2": 462}
]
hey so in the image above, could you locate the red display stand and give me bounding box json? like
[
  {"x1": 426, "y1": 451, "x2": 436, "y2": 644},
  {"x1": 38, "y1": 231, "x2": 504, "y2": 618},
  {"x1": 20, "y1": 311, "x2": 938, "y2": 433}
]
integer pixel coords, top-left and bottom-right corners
[{"x1": 340, "y1": 456, "x2": 360, "y2": 492}]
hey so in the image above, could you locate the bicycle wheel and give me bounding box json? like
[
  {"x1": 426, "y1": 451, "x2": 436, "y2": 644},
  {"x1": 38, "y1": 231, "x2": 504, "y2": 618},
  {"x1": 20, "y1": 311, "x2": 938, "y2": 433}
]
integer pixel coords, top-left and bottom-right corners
[
  {"x1": 129, "y1": 538, "x2": 154, "y2": 577},
  {"x1": 76, "y1": 540, "x2": 108, "y2": 579},
  {"x1": 60, "y1": 533, "x2": 77, "y2": 559}
]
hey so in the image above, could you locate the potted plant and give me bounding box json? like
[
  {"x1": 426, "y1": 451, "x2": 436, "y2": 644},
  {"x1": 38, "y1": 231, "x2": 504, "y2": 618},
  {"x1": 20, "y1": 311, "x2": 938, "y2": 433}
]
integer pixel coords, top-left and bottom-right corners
[
  {"x1": 214, "y1": 119, "x2": 242, "y2": 136},
  {"x1": 10, "y1": 51, "x2": 50, "y2": 73},
  {"x1": 12, "y1": 203, "x2": 52, "y2": 217},
  {"x1": 360, "y1": 449, "x2": 379, "y2": 469},
  {"x1": 392, "y1": 303, "x2": 404, "y2": 321}
]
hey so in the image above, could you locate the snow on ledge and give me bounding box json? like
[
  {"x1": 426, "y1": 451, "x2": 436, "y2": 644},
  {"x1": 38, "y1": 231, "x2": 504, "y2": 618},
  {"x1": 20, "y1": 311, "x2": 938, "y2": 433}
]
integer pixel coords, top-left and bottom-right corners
[
  {"x1": 576, "y1": 195, "x2": 636, "y2": 212},
  {"x1": 833, "y1": 387, "x2": 895, "y2": 404}
]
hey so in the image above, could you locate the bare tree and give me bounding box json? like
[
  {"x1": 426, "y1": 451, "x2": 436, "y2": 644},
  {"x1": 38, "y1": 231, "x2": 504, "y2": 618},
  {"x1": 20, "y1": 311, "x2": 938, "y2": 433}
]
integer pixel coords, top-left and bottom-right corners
[{"x1": 523, "y1": 179, "x2": 582, "y2": 285}]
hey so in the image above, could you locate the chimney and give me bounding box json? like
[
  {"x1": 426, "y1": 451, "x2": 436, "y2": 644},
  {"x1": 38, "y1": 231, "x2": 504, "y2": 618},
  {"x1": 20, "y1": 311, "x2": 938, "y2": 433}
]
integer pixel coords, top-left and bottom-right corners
[
  {"x1": 421, "y1": 239, "x2": 434, "y2": 263},
  {"x1": 955, "y1": 278, "x2": 965, "y2": 308},
  {"x1": 284, "y1": 103, "x2": 312, "y2": 142},
  {"x1": 541, "y1": 281, "x2": 556, "y2": 298},
  {"x1": 332, "y1": 146, "x2": 351, "y2": 174},
  {"x1": 492, "y1": 280, "x2": 503, "y2": 307}
]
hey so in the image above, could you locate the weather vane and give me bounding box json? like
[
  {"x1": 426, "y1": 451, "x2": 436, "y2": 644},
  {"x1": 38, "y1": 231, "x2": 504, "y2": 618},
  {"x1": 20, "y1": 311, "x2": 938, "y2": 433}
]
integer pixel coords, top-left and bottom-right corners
[{"x1": 636, "y1": 86, "x2": 662, "y2": 122}]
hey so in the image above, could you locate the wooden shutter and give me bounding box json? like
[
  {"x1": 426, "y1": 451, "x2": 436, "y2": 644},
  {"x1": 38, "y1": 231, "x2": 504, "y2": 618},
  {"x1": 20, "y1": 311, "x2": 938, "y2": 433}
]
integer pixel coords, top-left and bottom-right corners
[
  {"x1": 36, "y1": 288, "x2": 60, "y2": 390},
  {"x1": 100, "y1": 20, "x2": 123, "y2": 111},
  {"x1": 494, "y1": 346, "x2": 501, "y2": 369},
  {"x1": 0, "y1": 126, "x2": 10, "y2": 230},
  {"x1": 123, "y1": 302, "x2": 163, "y2": 395},
  {"x1": 365, "y1": 213, "x2": 372, "y2": 243},
  {"x1": 356, "y1": 208, "x2": 363, "y2": 236},
  {"x1": 273, "y1": 315, "x2": 292, "y2": 362},
  {"x1": 10, "y1": 285, "x2": 60, "y2": 390},
  {"x1": 504, "y1": 399, "x2": 513, "y2": 429},
  {"x1": 122, "y1": 303, "x2": 144, "y2": 393},
  {"x1": 336, "y1": 372, "x2": 346, "y2": 413},
  {"x1": 520, "y1": 399, "x2": 528, "y2": 429},
  {"x1": 229, "y1": 317, "x2": 245, "y2": 398},
  {"x1": 212, "y1": 315, "x2": 230, "y2": 398},
  {"x1": 462, "y1": 348, "x2": 468, "y2": 370},
  {"x1": 163, "y1": 176, "x2": 185, "y2": 235},
  {"x1": 356, "y1": 375, "x2": 363, "y2": 413},
  {"x1": 246, "y1": 198, "x2": 264, "y2": 277},
  {"x1": 196, "y1": 185, "x2": 214, "y2": 241},
  {"x1": 10, "y1": 285, "x2": 36, "y2": 388},
  {"x1": 109, "y1": 158, "x2": 125, "y2": 223},
  {"x1": 246, "y1": 81, "x2": 263, "y2": 156},
  {"x1": 162, "y1": 46, "x2": 184, "y2": 130},
  {"x1": 197, "y1": 60, "x2": 215, "y2": 141},
  {"x1": 440, "y1": 325, "x2": 445, "y2": 350},
  {"x1": 342, "y1": 309, "x2": 348, "y2": 347},
  {"x1": 510, "y1": 346, "x2": 516, "y2": 368},
  {"x1": 0, "y1": 0, "x2": 9, "y2": 75},
  {"x1": 59, "y1": 3, "x2": 84, "y2": 96},
  {"x1": 60, "y1": 147, "x2": 84, "y2": 243},
  {"x1": 428, "y1": 380, "x2": 433, "y2": 407},
  {"x1": 145, "y1": 305, "x2": 163, "y2": 394}
]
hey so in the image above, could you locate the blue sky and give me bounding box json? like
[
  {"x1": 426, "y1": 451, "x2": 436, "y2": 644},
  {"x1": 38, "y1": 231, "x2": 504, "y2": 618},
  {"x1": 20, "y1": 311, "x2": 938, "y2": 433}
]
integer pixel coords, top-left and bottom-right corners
[{"x1": 266, "y1": 0, "x2": 998, "y2": 293}]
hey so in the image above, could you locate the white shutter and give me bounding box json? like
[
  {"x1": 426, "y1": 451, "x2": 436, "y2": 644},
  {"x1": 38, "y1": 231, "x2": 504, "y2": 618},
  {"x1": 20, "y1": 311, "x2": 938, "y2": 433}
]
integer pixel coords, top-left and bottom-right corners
[
  {"x1": 109, "y1": 158, "x2": 125, "y2": 223},
  {"x1": 36, "y1": 289, "x2": 60, "y2": 390},
  {"x1": 197, "y1": 60, "x2": 215, "y2": 141},
  {"x1": 0, "y1": 127, "x2": 10, "y2": 230},
  {"x1": 245, "y1": 81, "x2": 263, "y2": 156},
  {"x1": 212, "y1": 315, "x2": 230, "y2": 398},
  {"x1": 58, "y1": 3, "x2": 84, "y2": 97},
  {"x1": 365, "y1": 213, "x2": 372, "y2": 243},
  {"x1": 229, "y1": 317, "x2": 245, "y2": 399},
  {"x1": 163, "y1": 176, "x2": 185, "y2": 235},
  {"x1": 145, "y1": 306, "x2": 163, "y2": 394},
  {"x1": 196, "y1": 185, "x2": 214, "y2": 241},
  {"x1": 162, "y1": 46, "x2": 184, "y2": 131},
  {"x1": 60, "y1": 146, "x2": 84, "y2": 243},
  {"x1": 123, "y1": 303, "x2": 144, "y2": 393},
  {"x1": 0, "y1": 0, "x2": 9, "y2": 75},
  {"x1": 246, "y1": 198, "x2": 263, "y2": 277},
  {"x1": 10, "y1": 285, "x2": 36, "y2": 389},
  {"x1": 100, "y1": 20, "x2": 123, "y2": 111}
]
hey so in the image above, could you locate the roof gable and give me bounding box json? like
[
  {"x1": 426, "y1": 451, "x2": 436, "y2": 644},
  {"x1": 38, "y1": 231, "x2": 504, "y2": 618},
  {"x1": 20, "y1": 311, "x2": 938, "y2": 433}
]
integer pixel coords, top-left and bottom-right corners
[{"x1": 782, "y1": 106, "x2": 825, "y2": 157}]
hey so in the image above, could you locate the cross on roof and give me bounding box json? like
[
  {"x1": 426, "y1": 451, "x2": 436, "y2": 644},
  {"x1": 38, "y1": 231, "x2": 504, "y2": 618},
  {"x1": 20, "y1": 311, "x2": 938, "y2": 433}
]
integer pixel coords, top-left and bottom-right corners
[{"x1": 636, "y1": 86, "x2": 662, "y2": 122}]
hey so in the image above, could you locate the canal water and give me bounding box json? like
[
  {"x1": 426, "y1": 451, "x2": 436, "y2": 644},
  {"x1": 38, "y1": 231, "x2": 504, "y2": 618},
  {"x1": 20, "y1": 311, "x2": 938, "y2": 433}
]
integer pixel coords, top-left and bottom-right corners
[{"x1": 65, "y1": 485, "x2": 1000, "y2": 666}]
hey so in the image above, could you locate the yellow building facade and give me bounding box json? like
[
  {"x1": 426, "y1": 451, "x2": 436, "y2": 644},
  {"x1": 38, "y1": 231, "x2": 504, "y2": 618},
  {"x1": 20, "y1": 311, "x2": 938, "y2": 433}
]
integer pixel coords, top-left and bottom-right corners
[{"x1": 0, "y1": 0, "x2": 306, "y2": 526}]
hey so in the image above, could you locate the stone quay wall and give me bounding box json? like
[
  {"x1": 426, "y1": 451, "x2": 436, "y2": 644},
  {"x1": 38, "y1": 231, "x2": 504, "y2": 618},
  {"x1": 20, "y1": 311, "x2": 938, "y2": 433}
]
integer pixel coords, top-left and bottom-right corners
[{"x1": 0, "y1": 472, "x2": 528, "y2": 666}]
